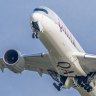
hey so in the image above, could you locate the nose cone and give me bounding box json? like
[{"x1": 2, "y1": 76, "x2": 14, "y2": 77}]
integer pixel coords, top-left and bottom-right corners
[
  {"x1": 32, "y1": 12, "x2": 41, "y2": 22},
  {"x1": 30, "y1": 13, "x2": 43, "y2": 33},
  {"x1": 32, "y1": 13, "x2": 38, "y2": 22}
]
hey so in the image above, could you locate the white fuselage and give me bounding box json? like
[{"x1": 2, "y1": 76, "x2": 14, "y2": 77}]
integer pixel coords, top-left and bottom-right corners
[
  {"x1": 31, "y1": 7, "x2": 96, "y2": 96},
  {"x1": 32, "y1": 11, "x2": 86, "y2": 76}
]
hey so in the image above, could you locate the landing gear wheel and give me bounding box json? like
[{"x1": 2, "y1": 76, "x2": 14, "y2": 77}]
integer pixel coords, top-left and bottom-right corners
[
  {"x1": 36, "y1": 32, "x2": 39, "y2": 38},
  {"x1": 80, "y1": 83, "x2": 85, "y2": 87},
  {"x1": 84, "y1": 85, "x2": 89, "y2": 90},
  {"x1": 53, "y1": 83, "x2": 60, "y2": 91},
  {"x1": 87, "y1": 87, "x2": 93, "y2": 92},
  {"x1": 32, "y1": 33, "x2": 36, "y2": 38},
  {"x1": 32, "y1": 32, "x2": 39, "y2": 39},
  {"x1": 87, "y1": 86, "x2": 93, "y2": 92}
]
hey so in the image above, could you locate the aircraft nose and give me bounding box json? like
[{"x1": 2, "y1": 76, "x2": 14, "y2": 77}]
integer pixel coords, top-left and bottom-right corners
[
  {"x1": 32, "y1": 12, "x2": 41, "y2": 22},
  {"x1": 30, "y1": 13, "x2": 43, "y2": 33}
]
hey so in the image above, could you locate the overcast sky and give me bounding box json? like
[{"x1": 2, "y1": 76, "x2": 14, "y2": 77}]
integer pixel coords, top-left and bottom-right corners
[{"x1": 0, "y1": 0, "x2": 96, "y2": 96}]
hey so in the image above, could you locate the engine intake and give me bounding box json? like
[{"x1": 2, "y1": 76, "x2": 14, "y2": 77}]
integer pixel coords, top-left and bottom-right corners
[
  {"x1": 4, "y1": 49, "x2": 19, "y2": 64},
  {"x1": 3, "y1": 49, "x2": 25, "y2": 73}
]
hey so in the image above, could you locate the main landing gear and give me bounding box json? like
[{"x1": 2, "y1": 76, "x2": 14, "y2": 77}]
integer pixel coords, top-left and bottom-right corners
[
  {"x1": 48, "y1": 70, "x2": 67, "y2": 91},
  {"x1": 75, "y1": 72, "x2": 96, "y2": 92},
  {"x1": 53, "y1": 76, "x2": 67, "y2": 91}
]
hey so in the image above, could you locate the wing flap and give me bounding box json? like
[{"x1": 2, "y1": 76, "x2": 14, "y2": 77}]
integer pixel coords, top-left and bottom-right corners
[{"x1": 24, "y1": 53, "x2": 56, "y2": 74}]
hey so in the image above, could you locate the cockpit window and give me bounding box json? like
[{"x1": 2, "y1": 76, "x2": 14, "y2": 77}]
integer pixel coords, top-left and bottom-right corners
[{"x1": 33, "y1": 8, "x2": 48, "y2": 14}]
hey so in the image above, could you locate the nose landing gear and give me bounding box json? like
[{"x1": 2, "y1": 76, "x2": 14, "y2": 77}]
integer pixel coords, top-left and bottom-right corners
[
  {"x1": 32, "y1": 32, "x2": 39, "y2": 39},
  {"x1": 31, "y1": 21, "x2": 41, "y2": 39}
]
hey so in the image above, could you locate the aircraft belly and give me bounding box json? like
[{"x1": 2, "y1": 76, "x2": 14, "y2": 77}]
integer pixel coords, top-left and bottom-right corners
[
  {"x1": 39, "y1": 16, "x2": 86, "y2": 76},
  {"x1": 39, "y1": 32, "x2": 85, "y2": 76}
]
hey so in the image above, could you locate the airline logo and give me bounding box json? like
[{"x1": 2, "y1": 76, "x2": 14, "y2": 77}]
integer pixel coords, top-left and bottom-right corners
[{"x1": 57, "y1": 19, "x2": 76, "y2": 47}]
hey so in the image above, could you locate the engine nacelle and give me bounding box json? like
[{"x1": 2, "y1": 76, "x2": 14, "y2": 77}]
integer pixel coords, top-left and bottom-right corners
[{"x1": 3, "y1": 49, "x2": 25, "y2": 73}]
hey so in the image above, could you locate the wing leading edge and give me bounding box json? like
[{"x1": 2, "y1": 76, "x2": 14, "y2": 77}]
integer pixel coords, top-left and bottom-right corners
[{"x1": 0, "y1": 52, "x2": 56, "y2": 75}]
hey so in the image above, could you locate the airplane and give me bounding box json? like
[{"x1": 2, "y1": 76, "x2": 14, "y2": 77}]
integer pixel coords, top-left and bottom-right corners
[{"x1": 0, "y1": 6, "x2": 96, "y2": 96}]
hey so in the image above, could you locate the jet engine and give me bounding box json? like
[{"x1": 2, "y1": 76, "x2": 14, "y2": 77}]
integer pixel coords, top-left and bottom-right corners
[{"x1": 3, "y1": 49, "x2": 25, "y2": 73}]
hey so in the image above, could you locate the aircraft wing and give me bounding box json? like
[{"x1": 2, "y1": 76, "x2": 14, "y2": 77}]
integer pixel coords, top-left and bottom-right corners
[
  {"x1": 23, "y1": 53, "x2": 56, "y2": 75},
  {"x1": 74, "y1": 52, "x2": 96, "y2": 73},
  {"x1": 0, "y1": 58, "x2": 6, "y2": 72},
  {"x1": 0, "y1": 51, "x2": 56, "y2": 75}
]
